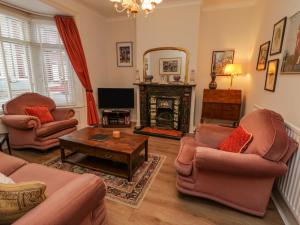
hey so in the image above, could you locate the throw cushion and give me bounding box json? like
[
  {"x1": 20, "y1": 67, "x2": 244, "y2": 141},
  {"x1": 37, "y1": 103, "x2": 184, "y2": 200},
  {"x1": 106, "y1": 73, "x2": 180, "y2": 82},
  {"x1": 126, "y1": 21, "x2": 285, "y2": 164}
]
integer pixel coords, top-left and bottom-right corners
[
  {"x1": 0, "y1": 181, "x2": 46, "y2": 225},
  {"x1": 0, "y1": 173, "x2": 14, "y2": 184},
  {"x1": 218, "y1": 126, "x2": 253, "y2": 153},
  {"x1": 25, "y1": 106, "x2": 54, "y2": 124}
]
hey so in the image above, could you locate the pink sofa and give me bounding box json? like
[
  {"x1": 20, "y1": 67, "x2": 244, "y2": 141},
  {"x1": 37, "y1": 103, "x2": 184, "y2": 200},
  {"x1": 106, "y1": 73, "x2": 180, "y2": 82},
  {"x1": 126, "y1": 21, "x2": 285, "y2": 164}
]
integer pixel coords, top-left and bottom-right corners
[
  {"x1": 0, "y1": 152, "x2": 106, "y2": 225},
  {"x1": 1, "y1": 93, "x2": 78, "y2": 151},
  {"x1": 175, "y1": 109, "x2": 298, "y2": 217}
]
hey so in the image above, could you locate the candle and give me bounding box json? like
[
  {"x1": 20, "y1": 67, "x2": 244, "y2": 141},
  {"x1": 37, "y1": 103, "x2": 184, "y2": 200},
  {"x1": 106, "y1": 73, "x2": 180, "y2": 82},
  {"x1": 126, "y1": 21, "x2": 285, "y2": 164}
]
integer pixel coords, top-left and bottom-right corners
[{"x1": 113, "y1": 130, "x2": 121, "y2": 138}]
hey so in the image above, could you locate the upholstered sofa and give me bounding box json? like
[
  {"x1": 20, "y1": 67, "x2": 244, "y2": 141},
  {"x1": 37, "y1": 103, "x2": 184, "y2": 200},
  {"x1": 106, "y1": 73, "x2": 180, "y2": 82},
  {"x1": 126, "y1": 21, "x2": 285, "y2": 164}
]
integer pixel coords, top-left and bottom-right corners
[
  {"x1": 0, "y1": 152, "x2": 107, "y2": 225},
  {"x1": 1, "y1": 93, "x2": 78, "y2": 151},
  {"x1": 175, "y1": 109, "x2": 298, "y2": 217}
]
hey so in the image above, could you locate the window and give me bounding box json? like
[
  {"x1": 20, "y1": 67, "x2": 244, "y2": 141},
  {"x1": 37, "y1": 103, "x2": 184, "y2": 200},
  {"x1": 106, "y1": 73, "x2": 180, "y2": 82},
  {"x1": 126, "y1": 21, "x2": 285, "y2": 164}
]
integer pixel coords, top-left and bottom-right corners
[{"x1": 0, "y1": 12, "x2": 75, "y2": 110}]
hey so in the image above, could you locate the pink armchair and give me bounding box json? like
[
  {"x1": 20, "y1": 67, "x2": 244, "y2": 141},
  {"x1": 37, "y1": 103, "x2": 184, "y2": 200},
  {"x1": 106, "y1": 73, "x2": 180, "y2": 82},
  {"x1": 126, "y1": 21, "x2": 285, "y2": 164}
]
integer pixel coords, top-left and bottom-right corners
[
  {"x1": 1, "y1": 93, "x2": 78, "y2": 151},
  {"x1": 175, "y1": 109, "x2": 298, "y2": 217}
]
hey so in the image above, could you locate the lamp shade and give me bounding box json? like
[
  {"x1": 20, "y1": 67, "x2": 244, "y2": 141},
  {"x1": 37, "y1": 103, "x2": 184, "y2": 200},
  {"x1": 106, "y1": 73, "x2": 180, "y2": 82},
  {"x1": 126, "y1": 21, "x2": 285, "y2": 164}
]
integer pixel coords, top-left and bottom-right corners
[{"x1": 224, "y1": 64, "x2": 242, "y2": 75}]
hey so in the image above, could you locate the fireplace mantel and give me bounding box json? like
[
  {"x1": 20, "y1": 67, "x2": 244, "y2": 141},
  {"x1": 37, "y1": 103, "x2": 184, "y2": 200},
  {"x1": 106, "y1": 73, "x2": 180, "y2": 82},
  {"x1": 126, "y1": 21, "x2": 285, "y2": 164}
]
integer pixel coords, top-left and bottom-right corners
[{"x1": 134, "y1": 82, "x2": 196, "y2": 134}]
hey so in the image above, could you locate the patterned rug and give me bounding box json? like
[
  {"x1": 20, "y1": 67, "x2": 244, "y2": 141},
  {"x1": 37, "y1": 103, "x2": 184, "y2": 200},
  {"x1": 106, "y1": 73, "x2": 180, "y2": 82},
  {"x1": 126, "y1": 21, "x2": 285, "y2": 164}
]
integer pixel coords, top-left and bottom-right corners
[{"x1": 44, "y1": 153, "x2": 166, "y2": 208}]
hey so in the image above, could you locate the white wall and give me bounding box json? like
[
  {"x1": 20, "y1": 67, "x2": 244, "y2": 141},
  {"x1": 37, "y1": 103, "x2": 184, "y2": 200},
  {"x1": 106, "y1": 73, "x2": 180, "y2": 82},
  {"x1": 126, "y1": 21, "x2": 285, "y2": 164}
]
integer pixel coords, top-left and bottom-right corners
[
  {"x1": 103, "y1": 18, "x2": 137, "y2": 121},
  {"x1": 136, "y1": 4, "x2": 201, "y2": 81},
  {"x1": 245, "y1": 0, "x2": 300, "y2": 127}
]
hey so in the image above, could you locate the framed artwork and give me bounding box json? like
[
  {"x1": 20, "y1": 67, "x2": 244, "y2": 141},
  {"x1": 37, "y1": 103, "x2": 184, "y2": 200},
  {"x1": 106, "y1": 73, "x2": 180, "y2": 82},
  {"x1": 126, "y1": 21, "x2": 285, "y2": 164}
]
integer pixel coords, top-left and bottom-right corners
[
  {"x1": 211, "y1": 50, "x2": 235, "y2": 76},
  {"x1": 281, "y1": 11, "x2": 300, "y2": 74},
  {"x1": 116, "y1": 42, "x2": 133, "y2": 67},
  {"x1": 270, "y1": 17, "x2": 287, "y2": 55},
  {"x1": 159, "y1": 58, "x2": 182, "y2": 75},
  {"x1": 264, "y1": 59, "x2": 279, "y2": 92},
  {"x1": 256, "y1": 41, "x2": 270, "y2": 71}
]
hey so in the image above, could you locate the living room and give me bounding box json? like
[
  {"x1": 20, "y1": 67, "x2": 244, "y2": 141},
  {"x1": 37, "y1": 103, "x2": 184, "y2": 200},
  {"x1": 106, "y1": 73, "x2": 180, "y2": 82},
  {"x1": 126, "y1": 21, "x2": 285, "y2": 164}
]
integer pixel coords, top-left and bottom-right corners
[{"x1": 0, "y1": 0, "x2": 300, "y2": 225}]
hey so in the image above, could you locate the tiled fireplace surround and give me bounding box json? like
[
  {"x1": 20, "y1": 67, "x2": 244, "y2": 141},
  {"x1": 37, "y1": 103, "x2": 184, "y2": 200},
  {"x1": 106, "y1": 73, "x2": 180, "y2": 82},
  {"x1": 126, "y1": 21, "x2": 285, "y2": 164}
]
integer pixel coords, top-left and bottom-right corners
[{"x1": 135, "y1": 83, "x2": 196, "y2": 134}]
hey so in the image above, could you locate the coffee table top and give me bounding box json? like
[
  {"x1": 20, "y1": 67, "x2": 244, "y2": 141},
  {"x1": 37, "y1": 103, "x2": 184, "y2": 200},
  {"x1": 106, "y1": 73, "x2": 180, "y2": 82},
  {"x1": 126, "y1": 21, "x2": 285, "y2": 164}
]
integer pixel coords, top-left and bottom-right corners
[{"x1": 59, "y1": 127, "x2": 148, "y2": 154}]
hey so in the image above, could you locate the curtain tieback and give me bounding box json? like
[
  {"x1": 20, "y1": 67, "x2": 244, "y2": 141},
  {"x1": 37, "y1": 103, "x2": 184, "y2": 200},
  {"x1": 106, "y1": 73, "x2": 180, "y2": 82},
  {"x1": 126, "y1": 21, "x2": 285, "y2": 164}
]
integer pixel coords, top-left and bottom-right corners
[{"x1": 86, "y1": 89, "x2": 93, "y2": 93}]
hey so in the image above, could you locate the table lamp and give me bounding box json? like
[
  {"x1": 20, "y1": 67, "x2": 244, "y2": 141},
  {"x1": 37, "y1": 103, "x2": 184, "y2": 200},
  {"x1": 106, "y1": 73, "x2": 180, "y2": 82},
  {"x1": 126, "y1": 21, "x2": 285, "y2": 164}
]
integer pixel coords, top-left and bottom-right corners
[{"x1": 224, "y1": 64, "x2": 242, "y2": 89}]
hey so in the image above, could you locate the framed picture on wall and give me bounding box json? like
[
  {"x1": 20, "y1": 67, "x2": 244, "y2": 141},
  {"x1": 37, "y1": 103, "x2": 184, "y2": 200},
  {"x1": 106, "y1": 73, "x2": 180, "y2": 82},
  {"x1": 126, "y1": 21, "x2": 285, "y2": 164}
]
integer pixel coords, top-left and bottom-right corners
[
  {"x1": 264, "y1": 59, "x2": 279, "y2": 92},
  {"x1": 270, "y1": 17, "x2": 287, "y2": 55},
  {"x1": 211, "y1": 50, "x2": 235, "y2": 76},
  {"x1": 281, "y1": 11, "x2": 300, "y2": 74},
  {"x1": 256, "y1": 41, "x2": 270, "y2": 71},
  {"x1": 159, "y1": 58, "x2": 182, "y2": 75},
  {"x1": 116, "y1": 42, "x2": 133, "y2": 67}
]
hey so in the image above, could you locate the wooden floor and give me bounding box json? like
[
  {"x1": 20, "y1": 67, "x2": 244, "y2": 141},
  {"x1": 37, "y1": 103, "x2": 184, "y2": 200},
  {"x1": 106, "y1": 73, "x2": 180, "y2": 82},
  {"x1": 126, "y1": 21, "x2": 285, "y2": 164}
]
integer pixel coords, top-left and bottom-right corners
[{"x1": 9, "y1": 128, "x2": 284, "y2": 225}]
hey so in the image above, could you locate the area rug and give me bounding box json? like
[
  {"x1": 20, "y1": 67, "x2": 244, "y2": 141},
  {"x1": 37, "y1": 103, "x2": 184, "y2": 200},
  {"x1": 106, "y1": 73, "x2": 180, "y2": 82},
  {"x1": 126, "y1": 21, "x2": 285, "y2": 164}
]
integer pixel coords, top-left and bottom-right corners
[
  {"x1": 138, "y1": 127, "x2": 183, "y2": 140},
  {"x1": 44, "y1": 153, "x2": 166, "y2": 208}
]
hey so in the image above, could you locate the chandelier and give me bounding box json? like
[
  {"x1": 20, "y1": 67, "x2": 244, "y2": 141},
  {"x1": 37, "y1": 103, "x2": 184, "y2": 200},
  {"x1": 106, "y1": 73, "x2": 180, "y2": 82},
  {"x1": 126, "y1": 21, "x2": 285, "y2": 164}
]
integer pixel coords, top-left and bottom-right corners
[{"x1": 110, "y1": 0, "x2": 163, "y2": 17}]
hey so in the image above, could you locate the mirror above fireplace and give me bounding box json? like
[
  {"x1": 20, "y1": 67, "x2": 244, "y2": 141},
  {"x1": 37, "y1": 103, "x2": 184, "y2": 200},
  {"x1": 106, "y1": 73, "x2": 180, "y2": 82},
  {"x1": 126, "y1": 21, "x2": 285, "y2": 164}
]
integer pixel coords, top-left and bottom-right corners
[{"x1": 143, "y1": 47, "x2": 190, "y2": 83}]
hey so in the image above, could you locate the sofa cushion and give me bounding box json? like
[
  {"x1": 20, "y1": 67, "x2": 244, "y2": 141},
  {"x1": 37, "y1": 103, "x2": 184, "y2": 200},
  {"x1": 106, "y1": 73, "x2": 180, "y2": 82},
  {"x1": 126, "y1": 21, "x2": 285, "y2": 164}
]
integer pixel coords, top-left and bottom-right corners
[
  {"x1": 36, "y1": 119, "x2": 78, "y2": 137},
  {"x1": 0, "y1": 152, "x2": 27, "y2": 176},
  {"x1": 0, "y1": 181, "x2": 46, "y2": 225},
  {"x1": 25, "y1": 106, "x2": 54, "y2": 124},
  {"x1": 240, "y1": 109, "x2": 289, "y2": 161},
  {"x1": 218, "y1": 126, "x2": 253, "y2": 153},
  {"x1": 10, "y1": 164, "x2": 78, "y2": 196}
]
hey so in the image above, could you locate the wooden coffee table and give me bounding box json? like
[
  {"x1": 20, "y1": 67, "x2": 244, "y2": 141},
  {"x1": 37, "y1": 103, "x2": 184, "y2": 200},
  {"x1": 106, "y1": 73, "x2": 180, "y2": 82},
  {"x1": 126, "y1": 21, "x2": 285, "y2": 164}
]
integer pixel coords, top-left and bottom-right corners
[{"x1": 59, "y1": 127, "x2": 148, "y2": 181}]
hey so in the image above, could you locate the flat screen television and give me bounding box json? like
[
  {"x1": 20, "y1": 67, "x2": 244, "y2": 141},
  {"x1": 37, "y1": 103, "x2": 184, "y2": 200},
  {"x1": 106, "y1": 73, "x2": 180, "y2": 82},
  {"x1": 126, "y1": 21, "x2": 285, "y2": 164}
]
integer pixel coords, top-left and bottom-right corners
[{"x1": 98, "y1": 88, "x2": 134, "y2": 109}]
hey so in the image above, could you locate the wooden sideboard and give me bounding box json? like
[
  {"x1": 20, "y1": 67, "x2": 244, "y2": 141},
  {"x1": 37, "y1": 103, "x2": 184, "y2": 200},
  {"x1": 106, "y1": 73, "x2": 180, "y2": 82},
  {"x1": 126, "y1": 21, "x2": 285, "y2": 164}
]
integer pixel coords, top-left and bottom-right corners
[{"x1": 201, "y1": 89, "x2": 242, "y2": 126}]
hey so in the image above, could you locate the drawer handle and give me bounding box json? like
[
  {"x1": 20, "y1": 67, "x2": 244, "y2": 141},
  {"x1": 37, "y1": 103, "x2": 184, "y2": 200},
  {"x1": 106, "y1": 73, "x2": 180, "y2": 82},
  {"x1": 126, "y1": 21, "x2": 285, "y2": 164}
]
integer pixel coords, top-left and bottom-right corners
[{"x1": 104, "y1": 154, "x2": 113, "y2": 159}]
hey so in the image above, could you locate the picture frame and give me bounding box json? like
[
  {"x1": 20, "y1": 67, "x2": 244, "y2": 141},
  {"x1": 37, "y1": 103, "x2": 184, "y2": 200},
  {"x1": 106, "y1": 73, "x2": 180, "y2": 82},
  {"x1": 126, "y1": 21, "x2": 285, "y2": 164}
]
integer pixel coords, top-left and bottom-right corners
[
  {"x1": 116, "y1": 42, "x2": 133, "y2": 67},
  {"x1": 159, "y1": 57, "x2": 182, "y2": 75},
  {"x1": 281, "y1": 11, "x2": 300, "y2": 74},
  {"x1": 211, "y1": 50, "x2": 235, "y2": 76},
  {"x1": 264, "y1": 59, "x2": 279, "y2": 92},
  {"x1": 256, "y1": 41, "x2": 270, "y2": 71},
  {"x1": 270, "y1": 17, "x2": 287, "y2": 56}
]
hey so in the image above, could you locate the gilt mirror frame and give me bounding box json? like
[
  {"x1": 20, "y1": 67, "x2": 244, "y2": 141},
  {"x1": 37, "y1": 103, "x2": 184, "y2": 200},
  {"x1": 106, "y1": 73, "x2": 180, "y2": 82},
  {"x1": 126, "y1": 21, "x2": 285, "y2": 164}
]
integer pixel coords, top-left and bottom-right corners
[{"x1": 143, "y1": 47, "x2": 190, "y2": 83}]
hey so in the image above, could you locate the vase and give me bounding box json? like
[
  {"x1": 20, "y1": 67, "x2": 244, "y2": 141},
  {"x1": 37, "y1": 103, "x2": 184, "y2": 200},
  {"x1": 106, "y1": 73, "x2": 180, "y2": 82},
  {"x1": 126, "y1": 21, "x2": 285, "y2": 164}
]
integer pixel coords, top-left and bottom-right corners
[{"x1": 209, "y1": 72, "x2": 217, "y2": 89}]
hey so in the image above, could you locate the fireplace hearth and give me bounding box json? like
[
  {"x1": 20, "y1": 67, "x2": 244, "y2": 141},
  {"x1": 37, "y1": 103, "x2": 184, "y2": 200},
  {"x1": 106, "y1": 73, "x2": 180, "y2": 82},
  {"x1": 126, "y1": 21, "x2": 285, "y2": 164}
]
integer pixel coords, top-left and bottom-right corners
[{"x1": 134, "y1": 83, "x2": 196, "y2": 138}]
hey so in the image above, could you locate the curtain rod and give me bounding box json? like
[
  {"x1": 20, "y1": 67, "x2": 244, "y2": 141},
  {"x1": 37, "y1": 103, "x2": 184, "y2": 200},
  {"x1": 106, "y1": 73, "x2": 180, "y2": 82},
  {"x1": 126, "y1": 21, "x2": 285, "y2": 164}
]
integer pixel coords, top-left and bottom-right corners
[{"x1": 0, "y1": 1, "x2": 55, "y2": 18}]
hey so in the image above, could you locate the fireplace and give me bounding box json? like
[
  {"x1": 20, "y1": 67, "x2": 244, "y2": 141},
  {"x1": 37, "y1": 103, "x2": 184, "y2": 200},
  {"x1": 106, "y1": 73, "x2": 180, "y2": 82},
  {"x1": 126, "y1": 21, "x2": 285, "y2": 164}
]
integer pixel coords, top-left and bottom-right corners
[
  {"x1": 150, "y1": 96, "x2": 180, "y2": 130},
  {"x1": 134, "y1": 83, "x2": 196, "y2": 137}
]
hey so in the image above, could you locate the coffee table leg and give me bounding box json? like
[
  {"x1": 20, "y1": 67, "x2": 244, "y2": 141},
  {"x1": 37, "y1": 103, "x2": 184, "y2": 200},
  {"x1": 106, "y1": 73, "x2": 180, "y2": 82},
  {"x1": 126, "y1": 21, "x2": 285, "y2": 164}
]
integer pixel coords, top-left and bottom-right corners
[
  {"x1": 61, "y1": 147, "x2": 66, "y2": 162},
  {"x1": 145, "y1": 140, "x2": 148, "y2": 162},
  {"x1": 128, "y1": 155, "x2": 133, "y2": 182}
]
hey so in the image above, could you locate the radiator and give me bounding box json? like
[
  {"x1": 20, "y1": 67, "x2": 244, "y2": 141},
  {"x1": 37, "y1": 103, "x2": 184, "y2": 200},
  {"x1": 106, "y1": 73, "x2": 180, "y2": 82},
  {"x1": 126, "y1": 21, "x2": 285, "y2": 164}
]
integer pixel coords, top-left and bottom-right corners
[{"x1": 254, "y1": 105, "x2": 300, "y2": 224}]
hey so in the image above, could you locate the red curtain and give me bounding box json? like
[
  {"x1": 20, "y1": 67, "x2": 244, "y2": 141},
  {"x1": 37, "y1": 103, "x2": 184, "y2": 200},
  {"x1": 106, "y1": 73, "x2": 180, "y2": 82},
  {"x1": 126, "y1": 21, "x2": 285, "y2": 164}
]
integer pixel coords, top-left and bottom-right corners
[{"x1": 55, "y1": 16, "x2": 99, "y2": 126}]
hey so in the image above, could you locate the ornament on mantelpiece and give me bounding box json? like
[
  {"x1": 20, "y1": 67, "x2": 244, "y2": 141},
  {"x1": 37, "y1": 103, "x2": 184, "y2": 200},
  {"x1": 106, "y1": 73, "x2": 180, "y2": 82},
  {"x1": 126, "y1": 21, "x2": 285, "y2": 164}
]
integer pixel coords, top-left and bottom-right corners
[
  {"x1": 190, "y1": 69, "x2": 196, "y2": 83},
  {"x1": 209, "y1": 72, "x2": 217, "y2": 89},
  {"x1": 145, "y1": 74, "x2": 154, "y2": 83}
]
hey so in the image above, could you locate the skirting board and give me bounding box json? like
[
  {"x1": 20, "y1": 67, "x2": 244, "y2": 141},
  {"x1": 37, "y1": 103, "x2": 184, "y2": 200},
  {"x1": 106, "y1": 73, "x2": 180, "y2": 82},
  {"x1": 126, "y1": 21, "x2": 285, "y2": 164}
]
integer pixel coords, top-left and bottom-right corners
[{"x1": 272, "y1": 189, "x2": 299, "y2": 225}]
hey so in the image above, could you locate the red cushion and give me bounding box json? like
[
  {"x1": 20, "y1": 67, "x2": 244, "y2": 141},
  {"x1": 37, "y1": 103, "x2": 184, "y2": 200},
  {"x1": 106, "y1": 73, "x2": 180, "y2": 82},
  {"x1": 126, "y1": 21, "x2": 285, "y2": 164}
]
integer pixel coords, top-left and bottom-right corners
[
  {"x1": 218, "y1": 126, "x2": 253, "y2": 153},
  {"x1": 25, "y1": 106, "x2": 54, "y2": 124}
]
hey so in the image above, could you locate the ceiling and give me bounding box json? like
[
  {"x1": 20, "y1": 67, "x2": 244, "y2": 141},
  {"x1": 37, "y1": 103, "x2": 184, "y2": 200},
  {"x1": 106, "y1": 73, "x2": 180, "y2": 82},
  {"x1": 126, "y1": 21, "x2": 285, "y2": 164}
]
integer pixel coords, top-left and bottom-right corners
[
  {"x1": 0, "y1": 0, "x2": 62, "y2": 15},
  {"x1": 0, "y1": 0, "x2": 255, "y2": 18}
]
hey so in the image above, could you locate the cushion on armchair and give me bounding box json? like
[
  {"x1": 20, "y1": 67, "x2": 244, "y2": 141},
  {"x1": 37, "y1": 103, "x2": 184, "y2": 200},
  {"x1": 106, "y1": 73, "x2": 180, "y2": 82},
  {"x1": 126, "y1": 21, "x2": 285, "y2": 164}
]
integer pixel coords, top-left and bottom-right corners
[
  {"x1": 25, "y1": 106, "x2": 54, "y2": 124},
  {"x1": 36, "y1": 119, "x2": 78, "y2": 137},
  {"x1": 218, "y1": 126, "x2": 253, "y2": 153}
]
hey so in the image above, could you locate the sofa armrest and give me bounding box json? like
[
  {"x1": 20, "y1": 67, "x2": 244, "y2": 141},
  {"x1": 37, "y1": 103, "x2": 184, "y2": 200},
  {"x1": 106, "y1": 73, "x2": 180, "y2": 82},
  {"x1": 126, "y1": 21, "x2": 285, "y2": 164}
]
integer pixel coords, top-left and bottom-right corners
[
  {"x1": 13, "y1": 174, "x2": 106, "y2": 225},
  {"x1": 195, "y1": 124, "x2": 234, "y2": 148},
  {"x1": 1, "y1": 115, "x2": 41, "y2": 130},
  {"x1": 51, "y1": 108, "x2": 75, "y2": 121},
  {"x1": 195, "y1": 147, "x2": 287, "y2": 177}
]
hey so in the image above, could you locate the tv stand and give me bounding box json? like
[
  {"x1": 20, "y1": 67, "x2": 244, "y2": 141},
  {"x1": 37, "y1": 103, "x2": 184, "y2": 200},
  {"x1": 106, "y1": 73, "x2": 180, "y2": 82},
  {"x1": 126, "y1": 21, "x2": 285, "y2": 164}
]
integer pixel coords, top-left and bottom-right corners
[{"x1": 102, "y1": 110, "x2": 131, "y2": 128}]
